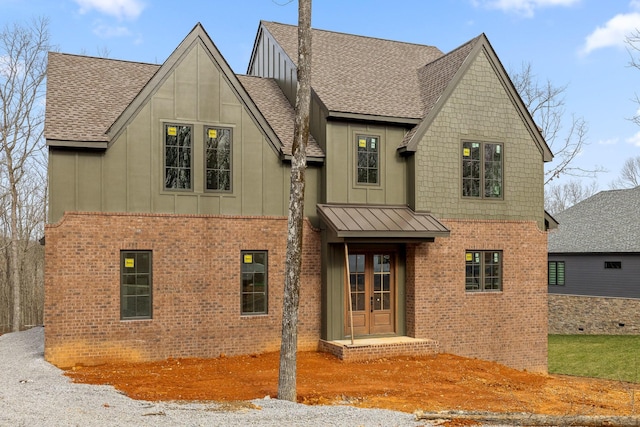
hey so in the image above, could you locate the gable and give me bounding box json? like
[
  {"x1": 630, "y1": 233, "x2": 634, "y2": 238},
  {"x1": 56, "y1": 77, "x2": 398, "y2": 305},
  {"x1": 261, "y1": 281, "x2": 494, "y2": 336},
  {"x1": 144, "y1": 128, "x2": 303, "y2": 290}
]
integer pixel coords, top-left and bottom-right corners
[
  {"x1": 412, "y1": 47, "x2": 546, "y2": 225},
  {"x1": 402, "y1": 35, "x2": 552, "y2": 163}
]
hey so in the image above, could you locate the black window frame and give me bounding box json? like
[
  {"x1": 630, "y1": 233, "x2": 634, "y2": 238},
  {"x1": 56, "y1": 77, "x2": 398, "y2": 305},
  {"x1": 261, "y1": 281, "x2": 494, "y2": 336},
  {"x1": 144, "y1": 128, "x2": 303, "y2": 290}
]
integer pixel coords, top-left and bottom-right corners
[
  {"x1": 604, "y1": 261, "x2": 622, "y2": 269},
  {"x1": 548, "y1": 261, "x2": 565, "y2": 286},
  {"x1": 120, "y1": 250, "x2": 153, "y2": 320},
  {"x1": 462, "y1": 141, "x2": 503, "y2": 199},
  {"x1": 205, "y1": 126, "x2": 233, "y2": 192},
  {"x1": 465, "y1": 250, "x2": 502, "y2": 292},
  {"x1": 356, "y1": 134, "x2": 380, "y2": 185},
  {"x1": 163, "y1": 123, "x2": 193, "y2": 191},
  {"x1": 241, "y1": 250, "x2": 268, "y2": 315}
]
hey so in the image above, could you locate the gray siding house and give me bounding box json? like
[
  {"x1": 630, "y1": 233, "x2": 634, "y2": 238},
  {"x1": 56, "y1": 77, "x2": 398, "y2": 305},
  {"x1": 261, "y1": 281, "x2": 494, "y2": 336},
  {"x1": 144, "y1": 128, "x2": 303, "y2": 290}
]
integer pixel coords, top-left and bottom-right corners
[{"x1": 548, "y1": 186, "x2": 640, "y2": 334}]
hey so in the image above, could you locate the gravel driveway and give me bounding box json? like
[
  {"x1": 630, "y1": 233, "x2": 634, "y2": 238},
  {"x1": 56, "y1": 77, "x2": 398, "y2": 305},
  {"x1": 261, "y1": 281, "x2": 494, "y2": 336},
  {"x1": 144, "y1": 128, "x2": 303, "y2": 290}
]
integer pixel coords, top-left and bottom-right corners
[{"x1": 0, "y1": 327, "x2": 427, "y2": 426}]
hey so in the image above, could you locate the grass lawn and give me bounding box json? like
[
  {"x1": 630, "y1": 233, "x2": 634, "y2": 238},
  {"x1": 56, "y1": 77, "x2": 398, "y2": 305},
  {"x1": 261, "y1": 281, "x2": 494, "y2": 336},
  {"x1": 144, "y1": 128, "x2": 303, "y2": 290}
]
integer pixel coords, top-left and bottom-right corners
[{"x1": 549, "y1": 335, "x2": 640, "y2": 383}]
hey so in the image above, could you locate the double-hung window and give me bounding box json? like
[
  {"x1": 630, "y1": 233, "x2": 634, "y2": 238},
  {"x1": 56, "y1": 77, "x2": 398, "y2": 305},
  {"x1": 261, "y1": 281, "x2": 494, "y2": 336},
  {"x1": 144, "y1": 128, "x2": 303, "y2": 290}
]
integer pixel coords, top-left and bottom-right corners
[
  {"x1": 548, "y1": 261, "x2": 565, "y2": 286},
  {"x1": 465, "y1": 250, "x2": 502, "y2": 292},
  {"x1": 164, "y1": 124, "x2": 192, "y2": 190},
  {"x1": 356, "y1": 135, "x2": 379, "y2": 184},
  {"x1": 241, "y1": 251, "x2": 268, "y2": 315},
  {"x1": 205, "y1": 127, "x2": 232, "y2": 191},
  {"x1": 462, "y1": 141, "x2": 503, "y2": 198},
  {"x1": 121, "y1": 251, "x2": 152, "y2": 319}
]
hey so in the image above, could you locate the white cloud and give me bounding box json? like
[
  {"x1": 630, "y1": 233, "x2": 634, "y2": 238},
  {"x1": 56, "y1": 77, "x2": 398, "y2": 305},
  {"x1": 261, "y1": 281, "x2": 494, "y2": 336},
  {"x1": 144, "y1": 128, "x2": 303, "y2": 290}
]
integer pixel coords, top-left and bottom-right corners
[
  {"x1": 93, "y1": 23, "x2": 131, "y2": 38},
  {"x1": 74, "y1": 0, "x2": 145, "y2": 20},
  {"x1": 581, "y1": 12, "x2": 640, "y2": 55},
  {"x1": 626, "y1": 131, "x2": 640, "y2": 146},
  {"x1": 598, "y1": 138, "x2": 619, "y2": 145},
  {"x1": 474, "y1": 0, "x2": 580, "y2": 17}
]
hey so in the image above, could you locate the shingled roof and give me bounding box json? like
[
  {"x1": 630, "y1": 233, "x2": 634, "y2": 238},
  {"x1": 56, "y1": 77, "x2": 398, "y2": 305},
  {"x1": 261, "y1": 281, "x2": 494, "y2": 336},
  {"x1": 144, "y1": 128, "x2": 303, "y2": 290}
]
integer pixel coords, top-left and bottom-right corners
[
  {"x1": 45, "y1": 52, "x2": 159, "y2": 144},
  {"x1": 237, "y1": 75, "x2": 322, "y2": 158},
  {"x1": 45, "y1": 27, "x2": 323, "y2": 159},
  {"x1": 548, "y1": 186, "x2": 640, "y2": 253},
  {"x1": 261, "y1": 21, "x2": 443, "y2": 120}
]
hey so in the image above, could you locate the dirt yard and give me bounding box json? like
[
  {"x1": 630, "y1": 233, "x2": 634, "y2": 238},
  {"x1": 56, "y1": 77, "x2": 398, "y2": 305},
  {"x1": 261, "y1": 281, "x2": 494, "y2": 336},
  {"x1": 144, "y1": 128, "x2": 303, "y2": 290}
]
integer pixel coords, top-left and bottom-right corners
[{"x1": 66, "y1": 351, "x2": 639, "y2": 417}]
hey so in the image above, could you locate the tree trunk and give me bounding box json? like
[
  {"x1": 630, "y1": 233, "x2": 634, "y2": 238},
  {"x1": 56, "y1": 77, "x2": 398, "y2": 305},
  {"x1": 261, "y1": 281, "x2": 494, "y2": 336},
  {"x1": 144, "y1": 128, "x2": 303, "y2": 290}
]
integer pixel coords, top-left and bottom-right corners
[
  {"x1": 277, "y1": 0, "x2": 312, "y2": 402},
  {"x1": 10, "y1": 167, "x2": 20, "y2": 332},
  {"x1": 415, "y1": 410, "x2": 640, "y2": 426}
]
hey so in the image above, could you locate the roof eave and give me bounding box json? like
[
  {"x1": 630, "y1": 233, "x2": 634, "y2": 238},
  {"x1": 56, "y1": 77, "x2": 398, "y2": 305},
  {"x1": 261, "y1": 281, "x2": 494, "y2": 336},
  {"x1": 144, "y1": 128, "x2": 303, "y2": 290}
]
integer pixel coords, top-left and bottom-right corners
[
  {"x1": 47, "y1": 139, "x2": 108, "y2": 149},
  {"x1": 327, "y1": 111, "x2": 421, "y2": 126}
]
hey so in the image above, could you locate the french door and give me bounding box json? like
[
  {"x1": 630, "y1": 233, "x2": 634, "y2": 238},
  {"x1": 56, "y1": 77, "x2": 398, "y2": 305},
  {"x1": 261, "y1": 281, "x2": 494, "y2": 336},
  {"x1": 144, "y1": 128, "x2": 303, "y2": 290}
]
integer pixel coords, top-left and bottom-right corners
[{"x1": 345, "y1": 251, "x2": 395, "y2": 336}]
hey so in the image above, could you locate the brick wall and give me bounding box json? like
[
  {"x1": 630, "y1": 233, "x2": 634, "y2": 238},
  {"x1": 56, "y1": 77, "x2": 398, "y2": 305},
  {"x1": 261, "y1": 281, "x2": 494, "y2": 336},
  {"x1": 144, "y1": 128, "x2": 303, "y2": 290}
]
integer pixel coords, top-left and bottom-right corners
[
  {"x1": 406, "y1": 219, "x2": 548, "y2": 372},
  {"x1": 44, "y1": 212, "x2": 321, "y2": 368},
  {"x1": 549, "y1": 294, "x2": 640, "y2": 334}
]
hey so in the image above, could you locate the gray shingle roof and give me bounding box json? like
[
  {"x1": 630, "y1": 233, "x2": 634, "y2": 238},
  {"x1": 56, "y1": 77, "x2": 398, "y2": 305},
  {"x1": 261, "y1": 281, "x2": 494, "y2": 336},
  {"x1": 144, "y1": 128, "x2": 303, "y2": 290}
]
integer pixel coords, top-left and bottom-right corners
[
  {"x1": 45, "y1": 52, "x2": 159, "y2": 143},
  {"x1": 237, "y1": 75, "x2": 323, "y2": 158},
  {"x1": 45, "y1": 50, "x2": 322, "y2": 157},
  {"x1": 262, "y1": 21, "x2": 444, "y2": 120},
  {"x1": 548, "y1": 186, "x2": 640, "y2": 253}
]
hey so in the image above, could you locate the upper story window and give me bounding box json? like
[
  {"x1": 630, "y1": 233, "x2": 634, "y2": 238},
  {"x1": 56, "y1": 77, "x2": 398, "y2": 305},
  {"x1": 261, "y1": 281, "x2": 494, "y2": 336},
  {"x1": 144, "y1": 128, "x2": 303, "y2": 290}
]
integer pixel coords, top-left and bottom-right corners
[
  {"x1": 205, "y1": 127, "x2": 232, "y2": 191},
  {"x1": 548, "y1": 261, "x2": 565, "y2": 285},
  {"x1": 465, "y1": 250, "x2": 502, "y2": 292},
  {"x1": 164, "y1": 124, "x2": 192, "y2": 190},
  {"x1": 356, "y1": 135, "x2": 379, "y2": 185},
  {"x1": 604, "y1": 261, "x2": 622, "y2": 269},
  {"x1": 462, "y1": 141, "x2": 503, "y2": 199}
]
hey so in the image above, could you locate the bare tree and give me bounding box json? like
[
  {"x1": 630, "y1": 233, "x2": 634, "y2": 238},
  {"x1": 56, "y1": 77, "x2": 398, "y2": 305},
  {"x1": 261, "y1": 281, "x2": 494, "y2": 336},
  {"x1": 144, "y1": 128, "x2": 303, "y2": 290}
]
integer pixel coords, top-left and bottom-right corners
[
  {"x1": 544, "y1": 179, "x2": 599, "y2": 215},
  {"x1": 0, "y1": 17, "x2": 50, "y2": 332},
  {"x1": 627, "y1": 30, "x2": 640, "y2": 127},
  {"x1": 609, "y1": 155, "x2": 640, "y2": 189},
  {"x1": 278, "y1": 0, "x2": 312, "y2": 402},
  {"x1": 510, "y1": 63, "x2": 603, "y2": 184}
]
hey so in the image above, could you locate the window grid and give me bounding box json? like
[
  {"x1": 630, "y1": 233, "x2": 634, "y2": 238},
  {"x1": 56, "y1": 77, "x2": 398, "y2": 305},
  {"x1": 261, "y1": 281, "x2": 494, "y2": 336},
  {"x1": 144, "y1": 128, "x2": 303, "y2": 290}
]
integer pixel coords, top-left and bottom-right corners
[
  {"x1": 462, "y1": 141, "x2": 503, "y2": 199},
  {"x1": 356, "y1": 135, "x2": 379, "y2": 184},
  {"x1": 164, "y1": 124, "x2": 192, "y2": 190},
  {"x1": 241, "y1": 251, "x2": 268, "y2": 315},
  {"x1": 548, "y1": 261, "x2": 565, "y2": 285},
  {"x1": 349, "y1": 254, "x2": 366, "y2": 311},
  {"x1": 121, "y1": 251, "x2": 152, "y2": 320},
  {"x1": 205, "y1": 127, "x2": 232, "y2": 192},
  {"x1": 465, "y1": 251, "x2": 502, "y2": 292}
]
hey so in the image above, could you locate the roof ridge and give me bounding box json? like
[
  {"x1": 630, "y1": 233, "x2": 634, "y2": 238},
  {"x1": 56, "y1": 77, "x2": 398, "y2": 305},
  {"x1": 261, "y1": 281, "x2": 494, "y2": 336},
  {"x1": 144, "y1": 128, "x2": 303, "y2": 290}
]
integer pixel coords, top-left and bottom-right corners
[
  {"x1": 422, "y1": 33, "x2": 482, "y2": 68},
  {"x1": 50, "y1": 51, "x2": 159, "y2": 67},
  {"x1": 263, "y1": 20, "x2": 439, "y2": 50}
]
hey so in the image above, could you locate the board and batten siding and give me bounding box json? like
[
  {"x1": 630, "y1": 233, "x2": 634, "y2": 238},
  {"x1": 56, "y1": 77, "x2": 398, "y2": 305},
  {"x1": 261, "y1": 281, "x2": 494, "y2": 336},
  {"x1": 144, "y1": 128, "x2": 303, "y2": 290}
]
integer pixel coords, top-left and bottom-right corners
[
  {"x1": 48, "y1": 42, "x2": 320, "y2": 224},
  {"x1": 548, "y1": 254, "x2": 640, "y2": 298},
  {"x1": 323, "y1": 122, "x2": 408, "y2": 205}
]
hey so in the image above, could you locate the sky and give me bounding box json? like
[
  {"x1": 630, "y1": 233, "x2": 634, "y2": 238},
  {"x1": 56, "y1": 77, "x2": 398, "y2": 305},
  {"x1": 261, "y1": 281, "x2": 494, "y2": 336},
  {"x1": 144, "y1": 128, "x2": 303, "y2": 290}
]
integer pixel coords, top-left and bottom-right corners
[{"x1": 2, "y1": 0, "x2": 639, "y2": 190}]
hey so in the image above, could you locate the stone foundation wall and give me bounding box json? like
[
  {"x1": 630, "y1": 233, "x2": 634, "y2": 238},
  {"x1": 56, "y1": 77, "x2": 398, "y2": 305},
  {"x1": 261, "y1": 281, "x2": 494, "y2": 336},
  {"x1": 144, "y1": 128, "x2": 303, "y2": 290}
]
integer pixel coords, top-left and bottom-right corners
[{"x1": 549, "y1": 294, "x2": 640, "y2": 334}]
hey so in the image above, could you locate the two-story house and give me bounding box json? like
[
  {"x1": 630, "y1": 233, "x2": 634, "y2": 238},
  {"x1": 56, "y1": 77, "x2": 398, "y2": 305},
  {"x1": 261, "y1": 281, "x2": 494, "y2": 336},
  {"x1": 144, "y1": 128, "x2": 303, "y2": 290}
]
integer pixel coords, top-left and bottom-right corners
[{"x1": 44, "y1": 22, "x2": 552, "y2": 371}]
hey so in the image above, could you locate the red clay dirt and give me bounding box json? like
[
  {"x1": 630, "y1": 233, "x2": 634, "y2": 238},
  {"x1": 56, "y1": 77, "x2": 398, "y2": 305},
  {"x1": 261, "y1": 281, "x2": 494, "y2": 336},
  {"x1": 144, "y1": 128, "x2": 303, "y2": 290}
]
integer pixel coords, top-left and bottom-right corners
[{"x1": 66, "y1": 351, "x2": 639, "y2": 417}]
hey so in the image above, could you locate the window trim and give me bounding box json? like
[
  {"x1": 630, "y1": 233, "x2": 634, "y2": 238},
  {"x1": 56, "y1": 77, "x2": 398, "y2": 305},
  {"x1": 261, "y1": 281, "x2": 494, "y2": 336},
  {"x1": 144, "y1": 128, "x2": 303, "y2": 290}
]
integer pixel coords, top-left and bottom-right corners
[
  {"x1": 604, "y1": 261, "x2": 622, "y2": 270},
  {"x1": 465, "y1": 250, "x2": 503, "y2": 292},
  {"x1": 163, "y1": 122, "x2": 193, "y2": 192},
  {"x1": 548, "y1": 260, "x2": 565, "y2": 286},
  {"x1": 120, "y1": 250, "x2": 153, "y2": 320},
  {"x1": 204, "y1": 126, "x2": 233, "y2": 193},
  {"x1": 355, "y1": 134, "x2": 381, "y2": 186},
  {"x1": 461, "y1": 140, "x2": 504, "y2": 200},
  {"x1": 241, "y1": 250, "x2": 268, "y2": 315}
]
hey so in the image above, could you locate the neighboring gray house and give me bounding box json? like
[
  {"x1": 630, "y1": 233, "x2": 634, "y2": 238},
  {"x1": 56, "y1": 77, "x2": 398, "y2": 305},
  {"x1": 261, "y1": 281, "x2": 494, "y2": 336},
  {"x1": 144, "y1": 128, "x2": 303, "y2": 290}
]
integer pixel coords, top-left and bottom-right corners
[{"x1": 548, "y1": 186, "x2": 640, "y2": 334}]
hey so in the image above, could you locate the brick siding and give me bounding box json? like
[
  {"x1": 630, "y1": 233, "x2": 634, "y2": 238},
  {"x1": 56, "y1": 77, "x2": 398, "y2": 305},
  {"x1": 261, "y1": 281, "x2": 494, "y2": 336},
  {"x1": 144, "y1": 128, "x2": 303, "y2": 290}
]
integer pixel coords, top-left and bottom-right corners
[
  {"x1": 406, "y1": 219, "x2": 548, "y2": 372},
  {"x1": 44, "y1": 212, "x2": 322, "y2": 368}
]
